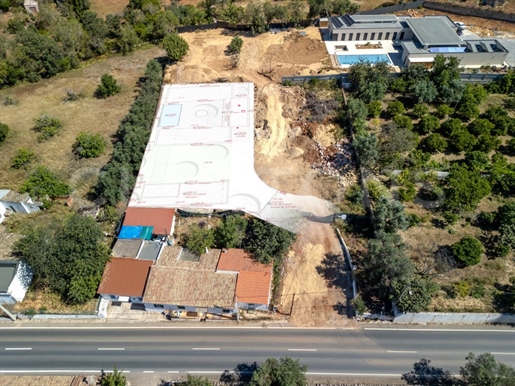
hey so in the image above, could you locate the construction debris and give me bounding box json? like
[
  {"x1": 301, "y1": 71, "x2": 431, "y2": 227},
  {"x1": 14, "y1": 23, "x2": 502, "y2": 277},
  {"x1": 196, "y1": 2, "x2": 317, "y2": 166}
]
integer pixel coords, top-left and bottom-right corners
[{"x1": 310, "y1": 139, "x2": 357, "y2": 186}]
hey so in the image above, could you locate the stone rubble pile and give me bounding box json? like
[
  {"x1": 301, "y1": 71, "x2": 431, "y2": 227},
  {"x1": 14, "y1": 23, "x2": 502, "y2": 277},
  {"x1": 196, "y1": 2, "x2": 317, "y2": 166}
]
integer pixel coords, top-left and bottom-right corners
[{"x1": 311, "y1": 139, "x2": 358, "y2": 186}]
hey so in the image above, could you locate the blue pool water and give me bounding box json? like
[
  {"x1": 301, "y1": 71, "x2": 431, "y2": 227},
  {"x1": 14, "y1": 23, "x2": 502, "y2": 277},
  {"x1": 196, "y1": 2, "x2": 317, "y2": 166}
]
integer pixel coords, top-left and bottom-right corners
[{"x1": 337, "y1": 54, "x2": 391, "y2": 65}]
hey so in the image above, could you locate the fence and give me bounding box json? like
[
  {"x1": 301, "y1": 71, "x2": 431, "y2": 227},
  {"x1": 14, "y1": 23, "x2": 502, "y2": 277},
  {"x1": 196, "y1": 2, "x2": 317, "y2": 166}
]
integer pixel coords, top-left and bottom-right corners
[
  {"x1": 357, "y1": 0, "x2": 424, "y2": 15},
  {"x1": 335, "y1": 229, "x2": 357, "y2": 300},
  {"x1": 423, "y1": 1, "x2": 515, "y2": 23},
  {"x1": 176, "y1": 19, "x2": 313, "y2": 34}
]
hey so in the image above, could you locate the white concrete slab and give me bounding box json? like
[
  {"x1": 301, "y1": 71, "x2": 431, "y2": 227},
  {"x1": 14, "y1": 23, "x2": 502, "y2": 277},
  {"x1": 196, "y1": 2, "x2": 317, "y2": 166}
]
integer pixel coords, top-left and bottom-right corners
[{"x1": 129, "y1": 83, "x2": 334, "y2": 233}]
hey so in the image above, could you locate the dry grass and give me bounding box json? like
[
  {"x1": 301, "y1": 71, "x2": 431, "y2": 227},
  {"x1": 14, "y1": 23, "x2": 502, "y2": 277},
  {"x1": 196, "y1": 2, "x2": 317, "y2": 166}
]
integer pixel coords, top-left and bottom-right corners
[
  {"x1": 13, "y1": 288, "x2": 98, "y2": 314},
  {"x1": 0, "y1": 46, "x2": 165, "y2": 205},
  {"x1": 90, "y1": 0, "x2": 130, "y2": 17},
  {"x1": 0, "y1": 376, "x2": 75, "y2": 386}
]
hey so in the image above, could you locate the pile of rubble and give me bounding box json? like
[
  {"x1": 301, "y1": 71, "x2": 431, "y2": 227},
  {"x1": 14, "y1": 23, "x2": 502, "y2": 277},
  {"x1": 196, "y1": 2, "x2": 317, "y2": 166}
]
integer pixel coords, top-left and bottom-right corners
[{"x1": 311, "y1": 139, "x2": 358, "y2": 186}]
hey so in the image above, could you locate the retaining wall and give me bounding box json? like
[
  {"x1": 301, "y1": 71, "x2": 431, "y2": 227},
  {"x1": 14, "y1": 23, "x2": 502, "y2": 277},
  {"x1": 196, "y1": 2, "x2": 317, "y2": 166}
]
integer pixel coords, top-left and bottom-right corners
[
  {"x1": 423, "y1": 1, "x2": 515, "y2": 23},
  {"x1": 393, "y1": 312, "x2": 515, "y2": 324}
]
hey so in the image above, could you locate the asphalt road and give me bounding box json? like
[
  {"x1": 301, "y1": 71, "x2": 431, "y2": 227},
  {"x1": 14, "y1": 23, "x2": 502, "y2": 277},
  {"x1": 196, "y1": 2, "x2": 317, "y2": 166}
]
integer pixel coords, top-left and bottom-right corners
[{"x1": 0, "y1": 325, "x2": 514, "y2": 376}]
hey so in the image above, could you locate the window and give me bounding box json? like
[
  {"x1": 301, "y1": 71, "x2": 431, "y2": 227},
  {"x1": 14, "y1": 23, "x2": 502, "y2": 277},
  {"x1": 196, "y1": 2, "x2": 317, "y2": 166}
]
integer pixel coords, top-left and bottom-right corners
[
  {"x1": 153, "y1": 304, "x2": 164, "y2": 308},
  {"x1": 177, "y1": 306, "x2": 185, "y2": 310},
  {"x1": 378, "y1": 32, "x2": 383, "y2": 40},
  {"x1": 363, "y1": 33, "x2": 368, "y2": 40},
  {"x1": 399, "y1": 32, "x2": 405, "y2": 40},
  {"x1": 222, "y1": 309, "x2": 231, "y2": 313},
  {"x1": 371, "y1": 32, "x2": 375, "y2": 40},
  {"x1": 349, "y1": 33, "x2": 353, "y2": 40},
  {"x1": 332, "y1": 33, "x2": 338, "y2": 40},
  {"x1": 356, "y1": 33, "x2": 361, "y2": 40},
  {"x1": 109, "y1": 295, "x2": 118, "y2": 300},
  {"x1": 341, "y1": 33, "x2": 346, "y2": 41},
  {"x1": 385, "y1": 32, "x2": 390, "y2": 40},
  {"x1": 393, "y1": 32, "x2": 397, "y2": 40}
]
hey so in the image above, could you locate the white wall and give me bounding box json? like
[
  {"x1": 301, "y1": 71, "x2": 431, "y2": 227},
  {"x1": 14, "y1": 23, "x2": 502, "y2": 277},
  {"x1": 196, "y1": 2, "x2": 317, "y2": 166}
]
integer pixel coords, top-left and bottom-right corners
[{"x1": 8, "y1": 262, "x2": 33, "y2": 302}]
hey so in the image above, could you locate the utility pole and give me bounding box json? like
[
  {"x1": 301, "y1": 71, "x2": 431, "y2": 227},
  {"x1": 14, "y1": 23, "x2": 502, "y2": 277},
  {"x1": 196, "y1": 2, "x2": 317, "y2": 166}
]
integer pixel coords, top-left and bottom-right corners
[
  {"x1": 235, "y1": 295, "x2": 239, "y2": 323},
  {"x1": 290, "y1": 293, "x2": 296, "y2": 316}
]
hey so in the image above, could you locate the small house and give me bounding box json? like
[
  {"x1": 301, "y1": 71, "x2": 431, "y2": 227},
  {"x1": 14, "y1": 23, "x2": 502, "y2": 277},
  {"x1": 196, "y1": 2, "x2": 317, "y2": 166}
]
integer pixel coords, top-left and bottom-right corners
[
  {"x1": 0, "y1": 190, "x2": 40, "y2": 224},
  {"x1": 0, "y1": 260, "x2": 33, "y2": 304}
]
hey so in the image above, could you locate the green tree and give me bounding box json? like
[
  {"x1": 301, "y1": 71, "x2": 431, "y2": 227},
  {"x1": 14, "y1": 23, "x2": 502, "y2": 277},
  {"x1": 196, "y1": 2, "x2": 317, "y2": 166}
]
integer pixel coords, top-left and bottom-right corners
[
  {"x1": 468, "y1": 118, "x2": 494, "y2": 136},
  {"x1": 474, "y1": 134, "x2": 500, "y2": 153},
  {"x1": 417, "y1": 115, "x2": 440, "y2": 134},
  {"x1": 452, "y1": 236, "x2": 483, "y2": 267},
  {"x1": 348, "y1": 61, "x2": 390, "y2": 103},
  {"x1": 353, "y1": 133, "x2": 378, "y2": 172},
  {"x1": 411, "y1": 79, "x2": 438, "y2": 104},
  {"x1": 419, "y1": 133, "x2": 447, "y2": 154},
  {"x1": 457, "y1": 100, "x2": 480, "y2": 120},
  {"x1": 449, "y1": 128, "x2": 476, "y2": 153},
  {"x1": 74, "y1": 132, "x2": 107, "y2": 158},
  {"x1": 96, "y1": 74, "x2": 121, "y2": 99},
  {"x1": 463, "y1": 151, "x2": 490, "y2": 171},
  {"x1": 332, "y1": 0, "x2": 360, "y2": 15},
  {"x1": 398, "y1": 182, "x2": 416, "y2": 202},
  {"x1": 185, "y1": 224, "x2": 215, "y2": 255},
  {"x1": 431, "y1": 55, "x2": 465, "y2": 104},
  {"x1": 374, "y1": 195, "x2": 409, "y2": 233},
  {"x1": 386, "y1": 100, "x2": 405, "y2": 117},
  {"x1": 391, "y1": 276, "x2": 439, "y2": 313},
  {"x1": 307, "y1": 0, "x2": 332, "y2": 17},
  {"x1": 379, "y1": 122, "x2": 418, "y2": 169},
  {"x1": 33, "y1": 115, "x2": 63, "y2": 141},
  {"x1": 214, "y1": 215, "x2": 248, "y2": 248},
  {"x1": 367, "y1": 100, "x2": 382, "y2": 118},
  {"x1": 250, "y1": 357, "x2": 307, "y2": 386},
  {"x1": 346, "y1": 98, "x2": 368, "y2": 124},
  {"x1": 62, "y1": 0, "x2": 91, "y2": 19},
  {"x1": 227, "y1": 36, "x2": 243, "y2": 55},
  {"x1": 11, "y1": 148, "x2": 36, "y2": 169},
  {"x1": 180, "y1": 375, "x2": 212, "y2": 386},
  {"x1": 445, "y1": 165, "x2": 491, "y2": 213},
  {"x1": 14, "y1": 214, "x2": 109, "y2": 304},
  {"x1": 460, "y1": 352, "x2": 515, "y2": 386},
  {"x1": 412, "y1": 103, "x2": 429, "y2": 119},
  {"x1": 483, "y1": 105, "x2": 515, "y2": 136},
  {"x1": 100, "y1": 367, "x2": 126, "y2": 386},
  {"x1": 163, "y1": 33, "x2": 189, "y2": 61},
  {"x1": 246, "y1": 2, "x2": 268, "y2": 35},
  {"x1": 245, "y1": 218, "x2": 295, "y2": 264},
  {"x1": 435, "y1": 104, "x2": 454, "y2": 119},
  {"x1": 20, "y1": 166, "x2": 71, "y2": 199},
  {"x1": 393, "y1": 115, "x2": 414, "y2": 131},
  {"x1": 496, "y1": 203, "x2": 515, "y2": 253},
  {"x1": 0, "y1": 122, "x2": 9, "y2": 145}
]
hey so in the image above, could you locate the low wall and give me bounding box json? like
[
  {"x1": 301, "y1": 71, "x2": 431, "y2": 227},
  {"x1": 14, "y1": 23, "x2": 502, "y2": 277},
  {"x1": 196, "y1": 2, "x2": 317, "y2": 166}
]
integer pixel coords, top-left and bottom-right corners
[
  {"x1": 357, "y1": 1, "x2": 424, "y2": 15},
  {"x1": 423, "y1": 1, "x2": 515, "y2": 23},
  {"x1": 393, "y1": 312, "x2": 515, "y2": 324},
  {"x1": 335, "y1": 229, "x2": 357, "y2": 300}
]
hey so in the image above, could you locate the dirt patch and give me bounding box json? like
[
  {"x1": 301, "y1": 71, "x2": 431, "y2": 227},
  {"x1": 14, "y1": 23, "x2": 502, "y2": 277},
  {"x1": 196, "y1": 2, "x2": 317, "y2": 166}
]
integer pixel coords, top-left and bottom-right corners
[
  {"x1": 0, "y1": 376, "x2": 75, "y2": 386},
  {"x1": 90, "y1": 0, "x2": 129, "y2": 17},
  {"x1": 13, "y1": 288, "x2": 98, "y2": 314}
]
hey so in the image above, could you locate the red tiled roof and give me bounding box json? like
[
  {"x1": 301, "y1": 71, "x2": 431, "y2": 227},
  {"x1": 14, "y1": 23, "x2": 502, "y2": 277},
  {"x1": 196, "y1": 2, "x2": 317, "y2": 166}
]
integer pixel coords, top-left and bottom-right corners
[
  {"x1": 97, "y1": 258, "x2": 152, "y2": 297},
  {"x1": 123, "y1": 207, "x2": 175, "y2": 235},
  {"x1": 235, "y1": 271, "x2": 271, "y2": 305},
  {"x1": 216, "y1": 249, "x2": 271, "y2": 273}
]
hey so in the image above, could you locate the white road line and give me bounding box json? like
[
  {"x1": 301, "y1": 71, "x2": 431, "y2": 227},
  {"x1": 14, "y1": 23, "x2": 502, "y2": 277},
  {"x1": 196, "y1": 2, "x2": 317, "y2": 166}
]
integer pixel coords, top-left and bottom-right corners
[
  {"x1": 288, "y1": 349, "x2": 317, "y2": 352},
  {"x1": 491, "y1": 352, "x2": 515, "y2": 355},
  {"x1": 5, "y1": 348, "x2": 32, "y2": 351},
  {"x1": 187, "y1": 371, "x2": 224, "y2": 374},
  {"x1": 143, "y1": 371, "x2": 155, "y2": 373},
  {"x1": 0, "y1": 370, "x2": 130, "y2": 373},
  {"x1": 365, "y1": 328, "x2": 515, "y2": 333},
  {"x1": 306, "y1": 372, "x2": 402, "y2": 377},
  {"x1": 98, "y1": 348, "x2": 125, "y2": 351},
  {"x1": 387, "y1": 350, "x2": 418, "y2": 353},
  {"x1": 192, "y1": 348, "x2": 220, "y2": 351},
  {"x1": 168, "y1": 371, "x2": 180, "y2": 373}
]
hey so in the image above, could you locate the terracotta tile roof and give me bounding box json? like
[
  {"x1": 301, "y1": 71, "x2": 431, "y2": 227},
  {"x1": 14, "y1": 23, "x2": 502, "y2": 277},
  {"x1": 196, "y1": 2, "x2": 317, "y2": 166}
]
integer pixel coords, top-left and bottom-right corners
[
  {"x1": 123, "y1": 207, "x2": 175, "y2": 235},
  {"x1": 235, "y1": 271, "x2": 272, "y2": 305},
  {"x1": 217, "y1": 249, "x2": 271, "y2": 273},
  {"x1": 143, "y1": 266, "x2": 236, "y2": 308},
  {"x1": 97, "y1": 258, "x2": 152, "y2": 297}
]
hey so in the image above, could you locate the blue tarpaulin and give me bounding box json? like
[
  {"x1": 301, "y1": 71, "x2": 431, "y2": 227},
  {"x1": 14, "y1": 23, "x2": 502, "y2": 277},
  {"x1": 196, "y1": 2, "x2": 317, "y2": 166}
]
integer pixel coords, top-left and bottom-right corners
[{"x1": 119, "y1": 225, "x2": 143, "y2": 239}]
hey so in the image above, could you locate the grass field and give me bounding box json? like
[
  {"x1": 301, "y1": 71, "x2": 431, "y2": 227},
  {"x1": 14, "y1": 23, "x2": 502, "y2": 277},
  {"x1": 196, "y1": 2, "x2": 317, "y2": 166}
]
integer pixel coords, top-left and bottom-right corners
[{"x1": 0, "y1": 46, "x2": 165, "y2": 206}]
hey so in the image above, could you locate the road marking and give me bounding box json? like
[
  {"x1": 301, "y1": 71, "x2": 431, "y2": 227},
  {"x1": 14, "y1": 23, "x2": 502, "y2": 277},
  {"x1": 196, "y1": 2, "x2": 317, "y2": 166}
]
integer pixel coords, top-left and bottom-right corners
[
  {"x1": 5, "y1": 348, "x2": 32, "y2": 351},
  {"x1": 187, "y1": 371, "x2": 224, "y2": 374},
  {"x1": 192, "y1": 348, "x2": 220, "y2": 351},
  {"x1": 491, "y1": 352, "x2": 515, "y2": 355},
  {"x1": 0, "y1": 370, "x2": 130, "y2": 373},
  {"x1": 365, "y1": 328, "x2": 515, "y2": 333},
  {"x1": 98, "y1": 348, "x2": 125, "y2": 351},
  {"x1": 168, "y1": 371, "x2": 180, "y2": 373},
  {"x1": 143, "y1": 371, "x2": 155, "y2": 373},
  {"x1": 306, "y1": 372, "x2": 402, "y2": 377},
  {"x1": 288, "y1": 349, "x2": 317, "y2": 352},
  {"x1": 387, "y1": 350, "x2": 417, "y2": 353}
]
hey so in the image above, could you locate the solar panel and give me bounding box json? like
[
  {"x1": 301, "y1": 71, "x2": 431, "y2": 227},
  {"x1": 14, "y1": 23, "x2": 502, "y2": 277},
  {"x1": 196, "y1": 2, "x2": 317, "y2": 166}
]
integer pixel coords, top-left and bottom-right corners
[
  {"x1": 429, "y1": 47, "x2": 466, "y2": 53},
  {"x1": 331, "y1": 17, "x2": 344, "y2": 28},
  {"x1": 342, "y1": 14, "x2": 355, "y2": 26}
]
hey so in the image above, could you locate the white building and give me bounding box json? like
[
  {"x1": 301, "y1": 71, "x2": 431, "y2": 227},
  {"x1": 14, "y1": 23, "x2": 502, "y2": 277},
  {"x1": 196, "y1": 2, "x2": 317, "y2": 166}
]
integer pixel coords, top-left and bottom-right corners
[
  {"x1": 0, "y1": 190, "x2": 40, "y2": 224},
  {"x1": 0, "y1": 261, "x2": 33, "y2": 304}
]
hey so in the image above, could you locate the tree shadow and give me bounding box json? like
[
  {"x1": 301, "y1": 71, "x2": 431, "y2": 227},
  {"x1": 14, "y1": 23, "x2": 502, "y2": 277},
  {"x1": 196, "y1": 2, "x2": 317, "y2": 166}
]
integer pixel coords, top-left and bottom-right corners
[
  {"x1": 493, "y1": 282, "x2": 515, "y2": 313},
  {"x1": 402, "y1": 358, "x2": 458, "y2": 386},
  {"x1": 219, "y1": 362, "x2": 258, "y2": 383}
]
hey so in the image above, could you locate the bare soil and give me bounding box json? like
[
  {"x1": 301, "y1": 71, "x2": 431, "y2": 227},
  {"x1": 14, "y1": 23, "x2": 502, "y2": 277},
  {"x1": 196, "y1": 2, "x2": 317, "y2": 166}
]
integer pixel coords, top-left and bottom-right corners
[
  {"x1": 12, "y1": 288, "x2": 98, "y2": 314},
  {"x1": 90, "y1": 0, "x2": 129, "y2": 17},
  {"x1": 0, "y1": 376, "x2": 74, "y2": 386}
]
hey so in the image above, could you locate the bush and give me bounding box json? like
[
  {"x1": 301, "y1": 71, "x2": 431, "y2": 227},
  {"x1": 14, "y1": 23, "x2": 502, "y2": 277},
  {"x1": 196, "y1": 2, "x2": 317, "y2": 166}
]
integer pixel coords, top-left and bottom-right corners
[
  {"x1": 0, "y1": 122, "x2": 9, "y2": 145},
  {"x1": 227, "y1": 36, "x2": 243, "y2": 55},
  {"x1": 387, "y1": 100, "x2": 405, "y2": 116},
  {"x1": 393, "y1": 114, "x2": 414, "y2": 131},
  {"x1": 63, "y1": 89, "x2": 85, "y2": 103},
  {"x1": 435, "y1": 104, "x2": 454, "y2": 119},
  {"x1": 163, "y1": 33, "x2": 189, "y2": 61},
  {"x1": 417, "y1": 115, "x2": 440, "y2": 134},
  {"x1": 74, "y1": 132, "x2": 106, "y2": 158},
  {"x1": 452, "y1": 236, "x2": 483, "y2": 267},
  {"x1": 11, "y1": 148, "x2": 36, "y2": 169},
  {"x1": 95, "y1": 74, "x2": 121, "y2": 99},
  {"x1": 398, "y1": 182, "x2": 416, "y2": 202},
  {"x1": 33, "y1": 115, "x2": 63, "y2": 141},
  {"x1": 367, "y1": 100, "x2": 382, "y2": 118},
  {"x1": 419, "y1": 133, "x2": 447, "y2": 153},
  {"x1": 20, "y1": 166, "x2": 71, "y2": 199},
  {"x1": 412, "y1": 103, "x2": 429, "y2": 119}
]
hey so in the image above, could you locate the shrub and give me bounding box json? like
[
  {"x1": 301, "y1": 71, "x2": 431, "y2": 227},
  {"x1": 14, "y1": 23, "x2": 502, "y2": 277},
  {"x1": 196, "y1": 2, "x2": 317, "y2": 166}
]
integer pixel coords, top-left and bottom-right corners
[
  {"x1": 435, "y1": 104, "x2": 454, "y2": 119},
  {"x1": 19, "y1": 166, "x2": 71, "y2": 198},
  {"x1": 419, "y1": 133, "x2": 447, "y2": 153},
  {"x1": 455, "y1": 281, "x2": 470, "y2": 297},
  {"x1": 393, "y1": 114, "x2": 414, "y2": 131},
  {"x1": 449, "y1": 128, "x2": 476, "y2": 152},
  {"x1": 33, "y1": 115, "x2": 62, "y2": 141},
  {"x1": 0, "y1": 122, "x2": 9, "y2": 145},
  {"x1": 398, "y1": 182, "x2": 416, "y2": 202},
  {"x1": 227, "y1": 36, "x2": 243, "y2": 55},
  {"x1": 64, "y1": 89, "x2": 85, "y2": 102},
  {"x1": 412, "y1": 103, "x2": 429, "y2": 119},
  {"x1": 467, "y1": 118, "x2": 494, "y2": 136},
  {"x1": 417, "y1": 115, "x2": 440, "y2": 134},
  {"x1": 367, "y1": 100, "x2": 382, "y2": 118},
  {"x1": 163, "y1": 33, "x2": 189, "y2": 61},
  {"x1": 387, "y1": 100, "x2": 405, "y2": 116},
  {"x1": 11, "y1": 148, "x2": 36, "y2": 169},
  {"x1": 74, "y1": 132, "x2": 107, "y2": 158},
  {"x1": 95, "y1": 74, "x2": 121, "y2": 99},
  {"x1": 452, "y1": 236, "x2": 483, "y2": 267}
]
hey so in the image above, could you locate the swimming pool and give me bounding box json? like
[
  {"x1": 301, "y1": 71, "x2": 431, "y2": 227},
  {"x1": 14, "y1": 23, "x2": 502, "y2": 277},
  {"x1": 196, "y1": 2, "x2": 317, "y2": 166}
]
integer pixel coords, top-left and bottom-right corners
[{"x1": 337, "y1": 54, "x2": 391, "y2": 65}]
